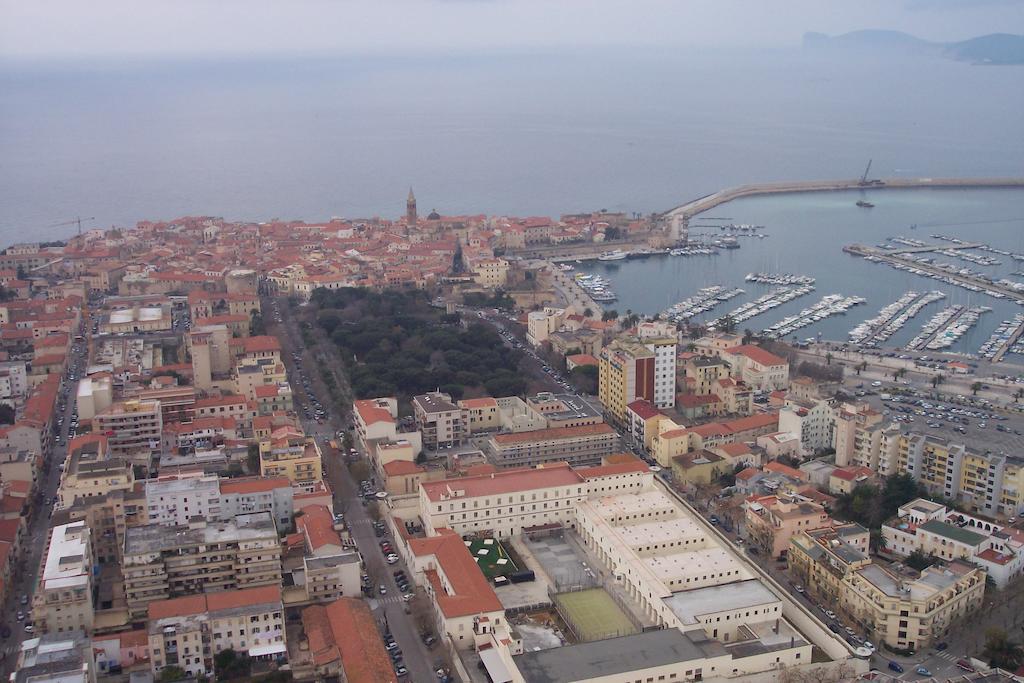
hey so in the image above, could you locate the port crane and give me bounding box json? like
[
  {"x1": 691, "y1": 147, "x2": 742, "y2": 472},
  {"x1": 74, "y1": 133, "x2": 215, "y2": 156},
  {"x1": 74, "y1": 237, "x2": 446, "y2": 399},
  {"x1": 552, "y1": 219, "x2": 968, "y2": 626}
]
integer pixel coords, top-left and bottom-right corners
[
  {"x1": 49, "y1": 216, "x2": 95, "y2": 236},
  {"x1": 858, "y1": 160, "x2": 884, "y2": 187}
]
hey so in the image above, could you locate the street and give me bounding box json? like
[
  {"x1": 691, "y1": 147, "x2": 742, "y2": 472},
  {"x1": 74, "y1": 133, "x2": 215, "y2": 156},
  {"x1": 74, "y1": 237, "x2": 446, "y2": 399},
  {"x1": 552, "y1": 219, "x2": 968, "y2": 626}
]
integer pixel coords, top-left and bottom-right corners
[
  {"x1": 270, "y1": 297, "x2": 442, "y2": 683},
  {"x1": 0, "y1": 333, "x2": 86, "y2": 676}
]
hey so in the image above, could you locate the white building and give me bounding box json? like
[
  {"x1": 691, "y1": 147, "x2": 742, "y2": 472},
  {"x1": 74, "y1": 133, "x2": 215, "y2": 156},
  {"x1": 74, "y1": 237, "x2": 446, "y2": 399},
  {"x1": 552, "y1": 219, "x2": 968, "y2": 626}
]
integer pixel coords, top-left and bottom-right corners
[
  {"x1": 33, "y1": 522, "x2": 94, "y2": 635},
  {"x1": 779, "y1": 399, "x2": 834, "y2": 456},
  {"x1": 145, "y1": 473, "x2": 222, "y2": 526}
]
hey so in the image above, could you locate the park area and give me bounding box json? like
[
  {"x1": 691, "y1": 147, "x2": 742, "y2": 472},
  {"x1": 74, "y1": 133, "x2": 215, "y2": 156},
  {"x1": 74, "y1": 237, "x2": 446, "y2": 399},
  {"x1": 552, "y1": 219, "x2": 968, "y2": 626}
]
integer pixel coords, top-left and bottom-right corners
[
  {"x1": 467, "y1": 538, "x2": 518, "y2": 580},
  {"x1": 553, "y1": 588, "x2": 639, "y2": 642}
]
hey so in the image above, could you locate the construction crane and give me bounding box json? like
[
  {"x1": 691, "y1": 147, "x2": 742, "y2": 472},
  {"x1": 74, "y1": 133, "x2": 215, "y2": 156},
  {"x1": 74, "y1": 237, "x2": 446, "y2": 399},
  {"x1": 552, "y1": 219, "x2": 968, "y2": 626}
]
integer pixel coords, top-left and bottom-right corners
[
  {"x1": 48, "y1": 216, "x2": 95, "y2": 236},
  {"x1": 859, "y1": 160, "x2": 873, "y2": 186}
]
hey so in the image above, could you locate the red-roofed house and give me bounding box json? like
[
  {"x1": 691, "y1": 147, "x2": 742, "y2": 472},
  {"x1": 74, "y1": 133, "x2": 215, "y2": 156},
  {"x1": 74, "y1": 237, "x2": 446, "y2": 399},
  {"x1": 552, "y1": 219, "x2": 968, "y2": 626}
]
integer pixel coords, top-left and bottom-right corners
[
  {"x1": 302, "y1": 598, "x2": 398, "y2": 683},
  {"x1": 407, "y1": 530, "x2": 505, "y2": 651},
  {"x1": 722, "y1": 344, "x2": 790, "y2": 391},
  {"x1": 625, "y1": 398, "x2": 665, "y2": 453},
  {"x1": 148, "y1": 586, "x2": 285, "y2": 678}
]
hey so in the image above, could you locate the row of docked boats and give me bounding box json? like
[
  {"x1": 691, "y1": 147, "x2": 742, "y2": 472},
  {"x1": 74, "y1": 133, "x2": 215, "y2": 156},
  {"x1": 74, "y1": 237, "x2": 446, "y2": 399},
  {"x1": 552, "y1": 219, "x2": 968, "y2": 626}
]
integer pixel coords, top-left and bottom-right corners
[
  {"x1": 744, "y1": 272, "x2": 815, "y2": 286},
  {"x1": 936, "y1": 248, "x2": 1000, "y2": 267},
  {"x1": 713, "y1": 284, "x2": 815, "y2": 327},
  {"x1": 573, "y1": 273, "x2": 617, "y2": 302},
  {"x1": 761, "y1": 294, "x2": 867, "y2": 339},
  {"x1": 906, "y1": 305, "x2": 991, "y2": 351},
  {"x1": 848, "y1": 290, "x2": 946, "y2": 348},
  {"x1": 860, "y1": 254, "x2": 1016, "y2": 301},
  {"x1": 670, "y1": 245, "x2": 717, "y2": 256},
  {"x1": 663, "y1": 286, "x2": 745, "y2": 322},
  {"x1": 978, "y1": 314, "x2": 1024, "y2": 360}
]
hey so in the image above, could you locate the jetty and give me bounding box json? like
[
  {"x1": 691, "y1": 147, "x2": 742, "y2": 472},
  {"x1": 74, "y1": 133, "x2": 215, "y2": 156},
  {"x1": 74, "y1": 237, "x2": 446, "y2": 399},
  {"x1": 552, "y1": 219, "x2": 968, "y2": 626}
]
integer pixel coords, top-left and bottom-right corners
[{"x1": 663, "y1": 177, "x2": 1024, "y2": 241}]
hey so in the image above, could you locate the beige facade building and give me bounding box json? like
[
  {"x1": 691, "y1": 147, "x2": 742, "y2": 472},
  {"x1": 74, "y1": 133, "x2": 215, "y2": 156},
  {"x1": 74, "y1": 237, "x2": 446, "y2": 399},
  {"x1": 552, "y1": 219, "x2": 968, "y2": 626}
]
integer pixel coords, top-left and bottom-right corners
[
  {"x1": 33, "y1": 522, "x2": 94, "y2": 635},
  {"x1": 413, "y1": 391, "x2": 464, "y2": 450},
  {"x1": 789, "y1": 525, "x2": 985, "y2": 651},
  {"x1": 92, "y1": 398, "x2": 163, "y2": 468},
  {"x1": 122, "y1": 512, "x2": 281, "y2": 618},
  {"x1": 148, "y1": 585, "x2": 285, "y2": 679},
  {"x1": 57, "y1": 436, "x2": 135, "y2": 509},
  {"x1": 484, "y1": 423, "x2": 618, "y2": 469}
]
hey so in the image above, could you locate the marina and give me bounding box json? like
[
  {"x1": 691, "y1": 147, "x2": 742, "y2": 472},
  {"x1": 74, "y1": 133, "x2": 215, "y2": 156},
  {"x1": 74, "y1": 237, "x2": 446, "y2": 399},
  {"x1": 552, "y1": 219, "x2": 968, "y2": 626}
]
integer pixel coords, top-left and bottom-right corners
[
  {"x1": 580, "y1": 187, "x2": 1024, "y2": 354},
  {"x1": 978, "y1": 314, "x2": 1024, "y2": 361},
  {"x1": 662, "y1": 286, "x2": 744, "y2": 322},
  {"x1": 761, "y1": 294, "x2": 867, "y2": 339},
  {"x1": 712, "y1": 285, "x2": 816, "y2": 328},
  {"x1": 906, "y1": 305, "x2": 991, "y2": 351},
  {"x1": 744, "y1": 273, "x2": 815, "y2": 286},
  {"x1": 573, "y1": 273, "x2": 618, "y2": 302},
  {"x1": 847, "y1": 290, "x2": 946, "y2": 348}
]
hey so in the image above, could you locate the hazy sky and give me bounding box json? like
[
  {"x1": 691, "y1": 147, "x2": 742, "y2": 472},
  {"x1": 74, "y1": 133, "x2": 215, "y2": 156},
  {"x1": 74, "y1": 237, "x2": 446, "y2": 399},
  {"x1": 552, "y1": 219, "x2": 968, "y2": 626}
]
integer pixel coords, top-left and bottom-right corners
[{"x1": 1, "y1": 0, "x2": 1022, "y2": 60}]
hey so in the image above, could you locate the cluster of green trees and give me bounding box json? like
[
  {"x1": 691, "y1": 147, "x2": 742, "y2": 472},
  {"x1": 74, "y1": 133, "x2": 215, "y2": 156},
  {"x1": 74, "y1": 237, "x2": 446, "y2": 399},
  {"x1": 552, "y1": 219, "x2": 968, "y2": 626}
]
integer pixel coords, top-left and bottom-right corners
[
  {"x1": 463, "y1": 289, "x2": 515, "y2": 310},
  {"x1": 312, "y1": 288, "x2": 524, "y2": 400},
  {"x1": 832, "y1": 473, "x2": 927, "y2": 531}
]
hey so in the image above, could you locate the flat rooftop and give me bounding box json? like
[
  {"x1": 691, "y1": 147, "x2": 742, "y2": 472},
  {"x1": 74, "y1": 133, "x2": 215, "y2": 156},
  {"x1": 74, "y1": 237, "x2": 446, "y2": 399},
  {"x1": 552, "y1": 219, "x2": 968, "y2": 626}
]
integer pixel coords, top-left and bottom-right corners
[
  {"x1": 512, "y1": 628, "x2": 710, "y2": 683},
  {"x1": 124, "y1": 511, "x2": 276, "y2": 555},
  {"x1": 663, "y1": 579, "x2": 779, "y2": 625},
  {"x1": 643, "y1": 547, "x2": 747, "y2": 586}
]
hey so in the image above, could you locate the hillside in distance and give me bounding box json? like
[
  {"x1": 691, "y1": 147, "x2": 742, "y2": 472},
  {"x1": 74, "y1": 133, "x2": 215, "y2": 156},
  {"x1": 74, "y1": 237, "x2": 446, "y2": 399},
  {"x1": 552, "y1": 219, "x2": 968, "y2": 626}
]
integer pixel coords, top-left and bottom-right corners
[{"x1": 803, "y1": 30, "x2": 1024, "y2": 64}]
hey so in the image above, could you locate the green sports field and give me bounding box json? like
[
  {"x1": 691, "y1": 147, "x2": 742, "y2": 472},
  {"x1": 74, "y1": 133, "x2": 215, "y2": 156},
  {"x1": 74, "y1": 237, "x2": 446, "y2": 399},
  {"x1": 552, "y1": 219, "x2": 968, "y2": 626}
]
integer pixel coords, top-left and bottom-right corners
[
  {"x1": 554, "y1": 588, "x2": 638, "y2": 641},
  {"x1": 467, "y1": 538, "x2": 518, "y2": 580}
]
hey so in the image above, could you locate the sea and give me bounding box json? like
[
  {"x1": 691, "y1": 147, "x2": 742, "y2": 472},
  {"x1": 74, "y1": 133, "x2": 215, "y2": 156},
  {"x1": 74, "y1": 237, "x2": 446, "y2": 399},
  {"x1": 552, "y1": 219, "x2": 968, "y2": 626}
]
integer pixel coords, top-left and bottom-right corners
[{"x1": 1, "y1": 47, "x2": 1022, "y2": 349}]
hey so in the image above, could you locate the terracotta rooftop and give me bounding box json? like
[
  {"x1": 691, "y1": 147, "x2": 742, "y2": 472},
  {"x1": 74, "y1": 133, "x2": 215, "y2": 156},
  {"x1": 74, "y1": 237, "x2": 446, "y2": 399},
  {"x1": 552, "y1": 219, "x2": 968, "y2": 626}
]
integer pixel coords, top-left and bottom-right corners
[
  {"x1": 219, "y1": 475, "x2": 291, "y2": 494},
  {"x1": 726, "y1": 344, "x2": 787, "y2": 367},
  {"x1": 297, "y1": 504, "x2": 342, "y2": 552},
  {"x1": 303, "y1": 599, "x2": 397, "y2": 683},
  {"x1": 421, "y1": 463, "x2": 583, "y2": 502},
  {"x1": 409, "y1": 530, "x2": 503, "y2": 618},
  {"x1": 490, "y1": 423, "x2": 615, "y2": 444}
]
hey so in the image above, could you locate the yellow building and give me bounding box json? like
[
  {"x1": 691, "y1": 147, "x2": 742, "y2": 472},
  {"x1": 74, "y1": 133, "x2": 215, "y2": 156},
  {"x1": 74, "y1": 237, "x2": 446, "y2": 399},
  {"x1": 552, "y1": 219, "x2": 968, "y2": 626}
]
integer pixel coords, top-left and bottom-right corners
[
  {"x1": 58, "y1": 435, "x2": 135, "y2": 508},
  {"x1": 260, "y1": 426, "x2": 324, "y2": 492},
  {"x1": 670, "y1": 449, "x2": 730, "y2": 486},
  {"x1": 789, "y1": 525, "x2": 985, "y2": 651},
  {"x1": 471, "y1": 258, "x2": 510, "y2": 288}
]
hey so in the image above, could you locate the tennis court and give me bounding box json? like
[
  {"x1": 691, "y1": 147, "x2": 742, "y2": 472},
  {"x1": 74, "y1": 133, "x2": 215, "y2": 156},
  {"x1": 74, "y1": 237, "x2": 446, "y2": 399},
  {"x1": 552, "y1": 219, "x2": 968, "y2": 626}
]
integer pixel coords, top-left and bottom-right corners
[{"x1": 553, "y1": 588, "x2": 638, "y2": 641}]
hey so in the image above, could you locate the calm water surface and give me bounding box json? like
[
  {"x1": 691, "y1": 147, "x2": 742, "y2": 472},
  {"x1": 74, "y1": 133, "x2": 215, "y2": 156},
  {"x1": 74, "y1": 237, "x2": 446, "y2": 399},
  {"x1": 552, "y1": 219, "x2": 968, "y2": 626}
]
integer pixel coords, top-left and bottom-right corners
[{"x1": 584, "y1": 188, "x2": 1024, "y2": 353}]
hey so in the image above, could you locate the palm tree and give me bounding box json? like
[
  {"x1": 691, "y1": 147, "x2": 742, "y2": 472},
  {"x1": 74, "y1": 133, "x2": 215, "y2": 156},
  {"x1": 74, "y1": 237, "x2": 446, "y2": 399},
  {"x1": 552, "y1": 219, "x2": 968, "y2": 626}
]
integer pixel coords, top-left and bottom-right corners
[
  {"x1": 856, "y1": 361, "x2": 867, "y2": 376},
  {"x1": 971, "y1": 381, "x2": 983, "y2": 396},
  {"x1": 931, "y1": 373, "x2": 945, "y2": 388},
  {"x1": 1014, "y1": 388, "x2": 1024, "y2": 402},
  {"x1": 893, "y1": 367, "x2": 906, "y2": 381},
  {"x1": 825, "y1": 352, "x2": 833, "y2": 366}
]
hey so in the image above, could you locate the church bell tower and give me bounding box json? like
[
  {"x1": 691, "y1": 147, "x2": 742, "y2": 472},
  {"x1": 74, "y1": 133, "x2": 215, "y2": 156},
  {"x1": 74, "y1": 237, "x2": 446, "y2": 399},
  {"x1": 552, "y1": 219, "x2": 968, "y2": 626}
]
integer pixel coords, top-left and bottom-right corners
[{"x1": 406, "y1": 187, "x2": 417, "y2": 232}]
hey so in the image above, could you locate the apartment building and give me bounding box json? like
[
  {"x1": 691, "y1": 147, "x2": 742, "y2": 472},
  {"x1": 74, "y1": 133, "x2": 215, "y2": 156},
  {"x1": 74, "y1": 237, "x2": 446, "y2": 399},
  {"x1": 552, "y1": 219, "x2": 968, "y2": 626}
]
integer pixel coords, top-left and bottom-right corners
[
  {"x1": 57, "y1": 436, "x2": 135, "y2": 509},
  {"x1": 145, "y1": 473, "x2": 222, "y2": 526},
  {"x1": 259, "y1": 426, "x2": 323, "y2": 492},
  {"x1": 744, "y1": 494, "x2": 832, "y2": 559},
  {"x1": 719, "y1": 344, "x2": 789, "y2": 391},
  {"x1": 148, "y1": 585, "x2": 285, "y2": 679},
  {"x1": 882, "y1": 498, "x2": 1024, "y2": 588},
  {"x1": 92, "y1": 398, "x2": 163, "y2": 468},
  {"x1": 33, "y1": 522, "x2": 94, "y2": 635},
  {"x1": 459, "y1": 397, "x2": 502, "y2": 434},
  {"x1": 302, "y1": 598, "x2": 399, "y2": 683},
  {"x1": 55, "y1": 486, "x2": 147, "y2": 566},
  {"x1": 413, "y1": 391, "x2": 464, "y2": 450},
  {"x1": 12, "y1": 631, "x2": 95, "y2": 683},
  {"x1": 483, "y1": 423, "x2": 618, "y2": 469},
  {"x1": 833, "y1": 401, "x2": 895, "y2": 471},
  {"x1": 122, "y1": 512, "x2": 281, "y2": 617},
  {"x1": 219, "y1": 476, "x2": 295, "y2": 531},
  {"x1": 598, "y1": 334, "x2": 677, "y2": 425},
  {"x1": 779, "y1": 398, "x2": 834, "y2": 456},
  {"x1": 897, "y1": 433, "x2": 1024, "y2": 517},
  {"x1": 789, "y1": 525, "x2": 985, "y2": 651}
]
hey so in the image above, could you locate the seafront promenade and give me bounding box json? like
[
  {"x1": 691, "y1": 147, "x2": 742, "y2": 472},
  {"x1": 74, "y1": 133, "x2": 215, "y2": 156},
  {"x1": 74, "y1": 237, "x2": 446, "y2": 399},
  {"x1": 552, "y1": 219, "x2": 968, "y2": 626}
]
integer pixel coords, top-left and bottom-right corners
[{"x1": 663, "y1": 176, "x2": 1024, "y2": 228}]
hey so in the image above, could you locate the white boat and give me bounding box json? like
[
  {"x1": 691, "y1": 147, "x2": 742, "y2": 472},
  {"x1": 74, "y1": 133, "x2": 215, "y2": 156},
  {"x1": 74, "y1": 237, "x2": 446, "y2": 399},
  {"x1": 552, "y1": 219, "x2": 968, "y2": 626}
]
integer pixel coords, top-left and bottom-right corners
[{"x1": 597, "y1": 249, "x2": 628, "y2": 261}]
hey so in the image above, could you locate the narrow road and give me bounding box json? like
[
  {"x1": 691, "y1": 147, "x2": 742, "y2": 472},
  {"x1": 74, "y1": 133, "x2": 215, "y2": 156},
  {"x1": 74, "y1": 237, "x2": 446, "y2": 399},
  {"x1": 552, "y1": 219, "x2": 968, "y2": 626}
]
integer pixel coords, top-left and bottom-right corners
[
  {"x1": 0, "y1": 338, "x2": 86, "y2": 676},
  {"x1": 269, "y1": 297, "x2": 442, "y2": 683}
]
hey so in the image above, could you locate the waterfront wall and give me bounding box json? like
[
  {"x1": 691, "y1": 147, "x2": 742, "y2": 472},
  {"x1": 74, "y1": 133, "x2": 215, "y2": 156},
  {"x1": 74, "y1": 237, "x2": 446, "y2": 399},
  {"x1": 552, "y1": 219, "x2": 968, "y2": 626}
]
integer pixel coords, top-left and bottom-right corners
[{"x1": 663, "y1": 177, "x2": 1024, "y2": 221}]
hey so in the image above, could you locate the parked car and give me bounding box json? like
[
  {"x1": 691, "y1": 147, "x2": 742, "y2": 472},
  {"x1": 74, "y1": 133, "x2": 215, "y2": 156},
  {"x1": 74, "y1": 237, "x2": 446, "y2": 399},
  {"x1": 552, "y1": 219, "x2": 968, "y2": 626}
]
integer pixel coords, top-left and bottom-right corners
[{"x1": 887, "y1": 661, "x2": 903, "y2": 674}]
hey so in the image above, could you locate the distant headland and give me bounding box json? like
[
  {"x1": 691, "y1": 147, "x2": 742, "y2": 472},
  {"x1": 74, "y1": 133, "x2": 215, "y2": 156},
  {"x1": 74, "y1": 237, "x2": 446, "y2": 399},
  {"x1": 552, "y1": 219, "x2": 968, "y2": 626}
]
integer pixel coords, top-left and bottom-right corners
[{"x1": 803, "y1": 29, "x2": 1024, "y2": 65}]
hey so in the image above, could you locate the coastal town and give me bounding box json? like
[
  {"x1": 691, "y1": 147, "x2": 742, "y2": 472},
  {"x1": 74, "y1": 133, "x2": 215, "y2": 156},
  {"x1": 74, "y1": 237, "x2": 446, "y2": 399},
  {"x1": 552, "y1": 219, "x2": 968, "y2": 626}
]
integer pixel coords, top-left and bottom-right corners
[{"x1": 3, "y1": 191, "x2": 1024, "y2": 683}]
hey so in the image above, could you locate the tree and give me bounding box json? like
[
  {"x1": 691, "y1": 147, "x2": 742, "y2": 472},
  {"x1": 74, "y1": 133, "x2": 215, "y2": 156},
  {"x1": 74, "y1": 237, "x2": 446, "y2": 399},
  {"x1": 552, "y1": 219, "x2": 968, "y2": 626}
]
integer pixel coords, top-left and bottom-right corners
[
  {"x1": 971, "y1": 381, "x2": 983, "y2": 396},
  {"x1": 825, "y1": 352, "x2": 833, "y2": 365},
  {"x1": 0, "y1": 404, "x2": 14, "y2": 425},
  {"x1": 931, "y1": 373, "x2": 944, "y2": 389},
  {"x1": 568, "y1": 364, "x2": 599, "y2": 394},
  {"x1": 742, "y1": 328, "x2": 754, "y2": 344},
  {"x1": 904, "y1": 549, "x2": 934, "y2": 571},
  {"x1": 214, "y1": 648, "x2": 252, "y2": 680},
  {"x1": 601, "y1": 309, "x2": 619, "y2": 322},
  {"x1": 246, "y1": 444, "x2": 261, "y2": 474},
  {"x1": 893, "y1": 367, "x2": 906, "y2": 381},
  {"x1": 983, "y1": 627, "x2": 1024, "y2": 671},
  {"x1": 718, "y1": 314, "x2": 737, "y2": 334},
  {"x1": 159, "y1": 667, "x2": 188, "y2": 683},
  {"x1": 856, "y1": 361, "x2": 867, "y2": 376},
  {"x1": 1014, "y1": 388, "x2": 1024, "y2": 402},
  {"x1": 583, "y1": 307, "x2": 594, "y2": 318}
]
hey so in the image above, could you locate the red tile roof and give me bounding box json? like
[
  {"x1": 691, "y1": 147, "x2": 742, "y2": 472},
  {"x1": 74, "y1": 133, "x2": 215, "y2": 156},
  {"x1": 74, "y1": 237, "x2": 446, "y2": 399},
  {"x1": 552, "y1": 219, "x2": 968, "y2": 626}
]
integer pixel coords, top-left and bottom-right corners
[
  {"x1": 297, "y1": 504, "x2": 342, "y2": 552},
  {"x1": 726, "y1": 344, "x2": 786, "y2": 367},
  {"x1": 578, "y1": 455, "x2": 649, "y2": 479},
  {"x1": 490, "y1": 423, "x2": 614, "y2": 445},
  {"x1": 353, "y1": 399, "x2": 395, "y2": 426},
  {"x1": 409, "y1": 530, "x2": 503, "y2": 618},
  {"x1": 148, "y1": 586, "x2": 282, "y2": 620},
  {"x1": 421, "y1": 463, "x2": 582, "y2": 502},
  {"x1": 459, "y1": 397, "x2": 498, "y2": 409},
  {"x1": 303, "y1": 599, "x2": 398, "y2": 683},
  {"x1": 219, "y1": 476, "x2": 291, "y2": 495},
  {"x1": 382, "y1": 460, "x2": 424, "y2": 476},
  {"x1": 242, "y1": 335, "x2": 281, "y2": 354},
  {"x1": 626, "y1": 399, "x2": 661, "y2": 420}
]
